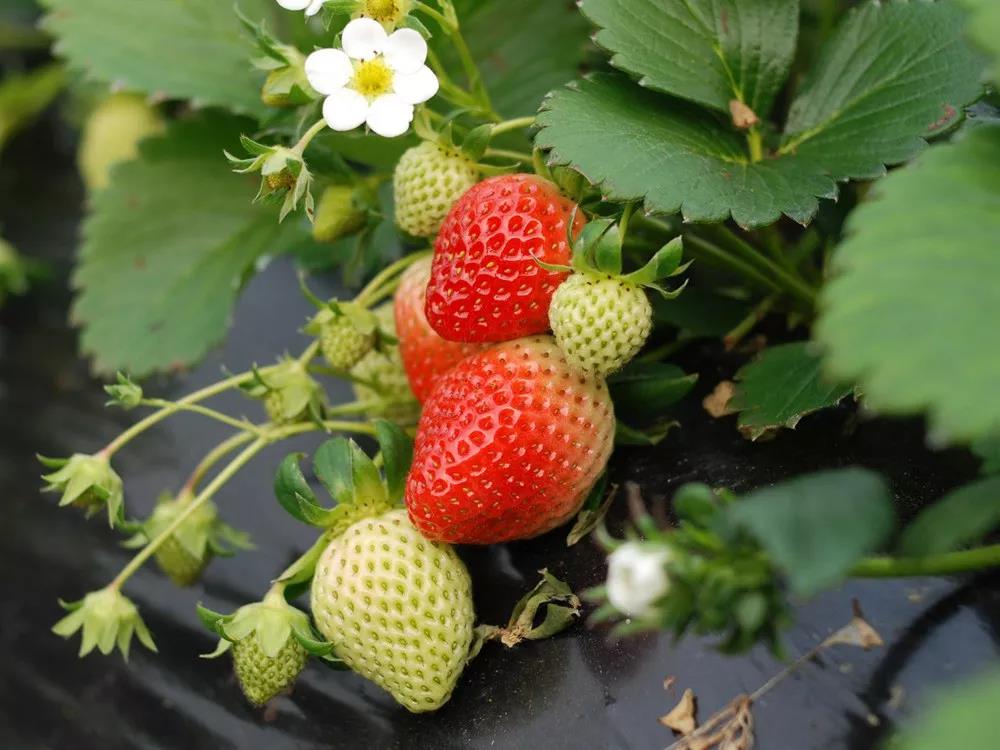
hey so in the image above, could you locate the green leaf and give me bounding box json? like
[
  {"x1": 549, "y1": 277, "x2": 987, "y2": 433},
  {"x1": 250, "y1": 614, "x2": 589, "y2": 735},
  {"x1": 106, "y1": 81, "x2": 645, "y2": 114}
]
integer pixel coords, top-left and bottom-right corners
[
  {"x1": 973, "y1": 436, "x2": 1000, "y2": 476},
  {"x1": 899, "y1": 670, "x2": 1000, "y2": 750},
  {"x1": 537, "y1": 73, "x2": 836, "y2": 228},
  {"x1": 580, "y1": 0, "x2": 798, "y2": 119},
  {"x1": 375, "y1": 421, "x2": 413, "y2": 503},
  {"x1": 780, "y1": 1, "x2": 985, "y2": 179},
  {"x1": 731, "y1": 342, "x2": 852, "y2": 440},
  {"x1": 726, "y1": 468, "x2": 895, "y2": 596},
  {"x1": 898, "y1": 477, "x2": 1000, "y2": 556},
  {"x1": 537, "y1": 2, "x2": 983, "y2": 228},
  {"x1": 608, "y1": 361, "x2": 697, "y2": 423},
  {"x1": 816, "y1": 125, "x2": 1000, "y2": 443},
  {"x1": 957, "y1": 0, "x2": 1000, "y2": 83},
  {"x1": 71, "y1": 112, "x2": 307, "y2": 377},
  {"x1": 450, "y1": 0, "x2": 591, "y2": 117},
  {"x1": 41, "y1": 0, "x2": 277, "y2": 116},
  {"x1": 652, "y1": 287, "x2": 752, "y2": 338}
]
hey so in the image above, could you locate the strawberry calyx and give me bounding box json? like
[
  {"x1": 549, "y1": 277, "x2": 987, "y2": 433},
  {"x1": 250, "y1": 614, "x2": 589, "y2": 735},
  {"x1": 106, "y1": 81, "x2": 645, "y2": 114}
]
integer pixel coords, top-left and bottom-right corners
[
  {"x1": 39, "y1": 452, "x2": 125, "y2": 528},
  {"x1": 52, "y1": 587, "x2": 157, "y2": 660},
  {"x1": 242, "y1": 357, "x2": 326, "y2": 425},
  {"x1": 536, "y1": 214, "x2": 690, "y2": 300},
  {"x1": 272, "y1": 421, "x2": 413, "y2": 539}
]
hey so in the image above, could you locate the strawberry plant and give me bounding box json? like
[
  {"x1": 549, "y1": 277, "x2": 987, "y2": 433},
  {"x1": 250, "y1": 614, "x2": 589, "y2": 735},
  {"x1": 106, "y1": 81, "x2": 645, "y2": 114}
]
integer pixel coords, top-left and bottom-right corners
[{"x1": 15, "y1": 0, "x2": 1000, "y2": 743}]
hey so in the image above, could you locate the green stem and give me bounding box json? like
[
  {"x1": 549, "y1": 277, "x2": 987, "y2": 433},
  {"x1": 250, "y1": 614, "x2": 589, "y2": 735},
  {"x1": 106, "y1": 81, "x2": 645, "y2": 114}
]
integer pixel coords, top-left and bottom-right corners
[
  {"x1": 747, "y1": 128, "x2": 764, "y2": 163},
  {"x1": 110, "y1": 419, "x2": 377, "y2": 590},
  {"x1": 291, "y1": 119, "x2": 327, "y2": 156},
  {"x1": 484, "y1": 148, "x2": 532, "y2": 162},
  {"x1": 701, "y1": 225, "x2": 817, "y2": 307},
  {"x1": 491, "y1": 116, "x2": 535, "y2": 138},
  {"x1": 851, "y1": 545, "x2": 1000, "y2": 578},
  {"x1": 355, "y1": 251, "x2": 430, "y2": 307},
  {"x1": 140, "y1": 399, "x2": 261, "y2": 434},
  {"x1": 723, "y1": 295, "x2": 776, "y2": 350},
  {"x1": 181, "y1": 431, "x2": 257, "y2": 494},
  {"x1": 683, "y1": 234, "x2": 784, "y2": 296}
]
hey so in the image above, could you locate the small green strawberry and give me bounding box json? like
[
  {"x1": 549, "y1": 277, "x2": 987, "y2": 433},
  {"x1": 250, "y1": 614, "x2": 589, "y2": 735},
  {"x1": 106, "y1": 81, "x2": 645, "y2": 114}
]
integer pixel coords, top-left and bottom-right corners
[
  {"x1": 351, "y1": 303, "x2": 420, "y2": 424},
  {"x1": 78, "y1": 93, "x2": 164, "y2": 192},
  {"x1": 394, "y1": 141, "x2": 479, "y2": 238},
  {"x1": 123, "y1": 492, "x2": 251, "y2": 587},
  {"x1": 199, "y1": 591, "x2": 330, "y2": 706},
  {"x1": 545, "y1": 220, "x2": 688, "y2": 377},
  {"x1": 39, "y1": 452, "x2": 125, "y2": 527},
  {"x1": 244, "y1": 357, "x2": 325, "y2": 424},
  {"x1": 304, "y1": 300, "x2": 379, "y2": 371},
  {"x1": 312, "y1": 185, "x2": 368, "y2": 243}
]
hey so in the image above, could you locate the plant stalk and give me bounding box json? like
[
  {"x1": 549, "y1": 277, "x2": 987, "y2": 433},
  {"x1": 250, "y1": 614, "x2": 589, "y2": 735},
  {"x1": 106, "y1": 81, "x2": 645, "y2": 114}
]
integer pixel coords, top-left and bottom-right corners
[{"x1": 851, "y1": 545, "x2": 1000, "y2": 578}]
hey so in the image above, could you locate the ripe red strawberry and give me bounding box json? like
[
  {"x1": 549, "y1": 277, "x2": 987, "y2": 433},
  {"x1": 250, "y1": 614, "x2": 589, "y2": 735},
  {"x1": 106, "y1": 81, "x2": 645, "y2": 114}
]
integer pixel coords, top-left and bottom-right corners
[
  {"x1": 425, "y1": 174, "x2": 584, "y2": 344},
  {"x1": 395, "y1": 256, "x2": 487, "y2": 402},
  {"x1": 405, "y1": 336, "x2": 615, "y2": 544}
]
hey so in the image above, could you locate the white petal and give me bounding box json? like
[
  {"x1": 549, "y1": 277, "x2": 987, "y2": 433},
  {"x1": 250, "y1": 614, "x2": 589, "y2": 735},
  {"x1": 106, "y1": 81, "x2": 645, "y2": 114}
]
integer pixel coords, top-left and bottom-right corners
[
  {"x1": 304, "y1": 49, "x2": 353, "y2": 95},
  {"x1": 366, "y1": 94, "x2": 414, "y2": 138},
  {"x1": 341, "y1": 17, "x2": 388, "y2": 61},
  {"x1": 383, "y1": 28, "x2": 427, "y2": 74},
  {"x1": 304, "y1": 0, "x2": 325, "y2": 15},
  {"x1": 276, "y1": 0, "x2": 312, "y2": 10},
  {"x1": 323, "y1": 89, "x2": 369, "y2": 132},
  {"x1": 393, "y1": 65, "x2": 439, "y2": 105}
]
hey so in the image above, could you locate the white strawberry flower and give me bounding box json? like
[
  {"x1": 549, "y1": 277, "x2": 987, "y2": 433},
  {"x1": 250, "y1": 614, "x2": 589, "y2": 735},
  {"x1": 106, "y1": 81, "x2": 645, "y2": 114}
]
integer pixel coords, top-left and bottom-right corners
[
  {"x1": 275, "y1": 0, "x2": 325, "y2": 16},
  {"x1": 606, "y1": 542, "x2": 672, "y2": 618},
  {"x1": 304, "y1": 18, "x2": 438, "y2": 138}
]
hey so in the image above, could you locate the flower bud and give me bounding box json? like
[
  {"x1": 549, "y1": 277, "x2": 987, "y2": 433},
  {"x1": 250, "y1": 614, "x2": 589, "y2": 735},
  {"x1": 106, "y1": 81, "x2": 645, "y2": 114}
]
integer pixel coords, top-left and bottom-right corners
[{"x1": 606, "y1": 541, "x2": 672, "y2": 618}]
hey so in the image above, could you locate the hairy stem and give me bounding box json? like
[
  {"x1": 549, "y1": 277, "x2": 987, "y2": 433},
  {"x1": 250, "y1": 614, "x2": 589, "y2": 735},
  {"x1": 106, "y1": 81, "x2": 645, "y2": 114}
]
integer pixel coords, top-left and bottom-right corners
[
  {"x1": 490, "y1": 116, "x2": 536, "y2": 138},
  {"x1": 139, "y1": 399, "x2": 261, "y2": 434},
  {"x1": 355, "y1": 251, "x2": 430, "y2": 308}
]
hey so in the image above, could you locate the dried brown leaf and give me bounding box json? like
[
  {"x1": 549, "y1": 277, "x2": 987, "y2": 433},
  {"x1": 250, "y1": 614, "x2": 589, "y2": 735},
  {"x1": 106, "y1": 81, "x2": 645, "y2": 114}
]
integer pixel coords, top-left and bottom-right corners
[
  {"x1": 729, "y1": 100, "x2": 760, "y2": 129},
  {"x1": 703, "y1": 381, "x2": 736, "y2": 418},
  {"x1": 661, "y1": 688, "x2": 698, "y2": 735}
]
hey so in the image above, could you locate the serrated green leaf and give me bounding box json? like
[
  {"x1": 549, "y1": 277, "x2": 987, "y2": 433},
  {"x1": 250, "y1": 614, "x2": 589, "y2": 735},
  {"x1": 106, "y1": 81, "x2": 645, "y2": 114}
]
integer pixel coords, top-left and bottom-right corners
[
  {"x1": 731, "y1": 342, "x2": 852, "y2": 440},
  {"x1": 816, "y1": 125, "x2": 1000, "y2": 443},
  {"x1": 898, "y1": 477, "x2": 1000, "y2": 556},
  {"x1": 608, "y1": 361, "x2": 697, "y2": 423},
  {"x1": 537, "y1": 74, "x2": 836, "y2": 228},
  {"x1": 41, "y1": 0, "x2": 277, "y2": 116},
  {"x1": 71, "y1": 112, "x2": 308, "y2": 377},
  {"x1": 580, "y1": 0, "x2": 798, "y2": 119},
  {"x1": 538, "y1": 2, "x2": 983, "y2": 228},
  {"x1": 727, "y1": 468, "x2": 895, "y2": 596},
  {"x1": 957, "y1": 0, "x2": 1000, "y2": 83},
  {"x1": 899, "y1": 670, "x2": 1000, "y2": 750},
  {"x1": 780, "y1": 1, "x2": 985, "y2": 179}
]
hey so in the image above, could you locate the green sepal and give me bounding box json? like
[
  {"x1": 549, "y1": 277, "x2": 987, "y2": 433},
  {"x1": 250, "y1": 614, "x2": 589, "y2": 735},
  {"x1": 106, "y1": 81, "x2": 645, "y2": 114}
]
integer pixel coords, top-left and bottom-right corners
[
  {"x1": 375, "y1": 420, "x2": 413, "y2": 503},
  {"x1": 315, "y1": 438, "x2": 387, "y2": 508},
  {"x1": 672, "y1": 483, "x2": 722, "y2": 529},
  {"x1": 622, "y1": 237, "x2": 684, "y2": 286},
  {"x1": 571, "y1": 218, "x2": 614, "y2": 272},
  {"x1": 646, "y1": 278, "x2": 689, "y2": 301},
  {"x1": 614, "y1": 419, "x2": 677, "y2": 446},
  {"x1": 275, "y1": 533, "x2": 330, "y2": 588},
  {"x1": 52, "y1": 588, "x2": 157, "y2": 660},
  {"x1": 321, "y1": 0, "x2": 359, "y2": 29},
  {"x1": 273, "y1": 453, "x2": 336, "y2": 527},
  {"x1": 40, "y1": 452, "x2": 125, "y2": 528},
  {"x1": 402, "y1": 14, "x2": 432, "y2": 39},
  {"x1": 196, "y1": 603, "x2": 229, "y2": 634},
  {"x1": 104, "y1": 371, "x2": 143, "y2": 409},
  {"x1": 566, "y1": 474, "x2": 616, "y2": 546},
  {"x1": 592, "y1": 224, "x2": 623, "y2": 275},
  {"x1": 461, "y1": 124, "x2": 494, "y2": 162}
]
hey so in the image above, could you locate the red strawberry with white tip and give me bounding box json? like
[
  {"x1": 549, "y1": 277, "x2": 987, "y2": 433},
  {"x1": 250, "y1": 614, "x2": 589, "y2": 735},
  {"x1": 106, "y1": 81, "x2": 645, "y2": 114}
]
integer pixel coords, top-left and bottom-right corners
[
  {"x1": 404, "y1": 336, "x2": 615, "y2": 544},
  {"x1": 395, "y1": 256, "x2": 487, "y2": 402},
  {"x1": 425, "y1": 174, "x2": 585, "y2": 344}
]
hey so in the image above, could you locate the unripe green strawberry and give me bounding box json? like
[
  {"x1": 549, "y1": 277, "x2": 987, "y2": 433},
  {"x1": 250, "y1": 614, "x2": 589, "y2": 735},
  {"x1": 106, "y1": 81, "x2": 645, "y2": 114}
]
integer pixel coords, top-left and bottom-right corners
[
  {"x1": 311, "y1": 508, "x2": 474, "y2": 712},
  {"x1": 352, "y1": 303, "x2": 420, "y2": 423},
  {"x1": 232, "y1": 633, "x2": 308, "y2": 705},
  {"x1": 246, "y1": 358, "x2": 324, "y2": 424},
  {"x1": 394, "y1": 141, "x2": 478, "y2": 238},
  {"x1": 78, "y1": 93, "x2": 164, "y2": 192},
  {"x1": 313, "y1": 185, "x2": 367, "y2": 243},
  {"x1": 549, "y1": 273, "x2": 653, "y2": 377},
  {"x1": 306, "y1": 302, "x2": 378, "y2": 371}
]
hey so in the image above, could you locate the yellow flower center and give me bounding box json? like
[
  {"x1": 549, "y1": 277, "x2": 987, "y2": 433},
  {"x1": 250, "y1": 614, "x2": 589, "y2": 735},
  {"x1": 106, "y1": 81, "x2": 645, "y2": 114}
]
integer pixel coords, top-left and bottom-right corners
[
  {"x1": 362, "y1": 0, "x2": 404, "y2": 24},
  {"x1": 352, "y1": 58, "x2": 394, "y2": 99}
]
